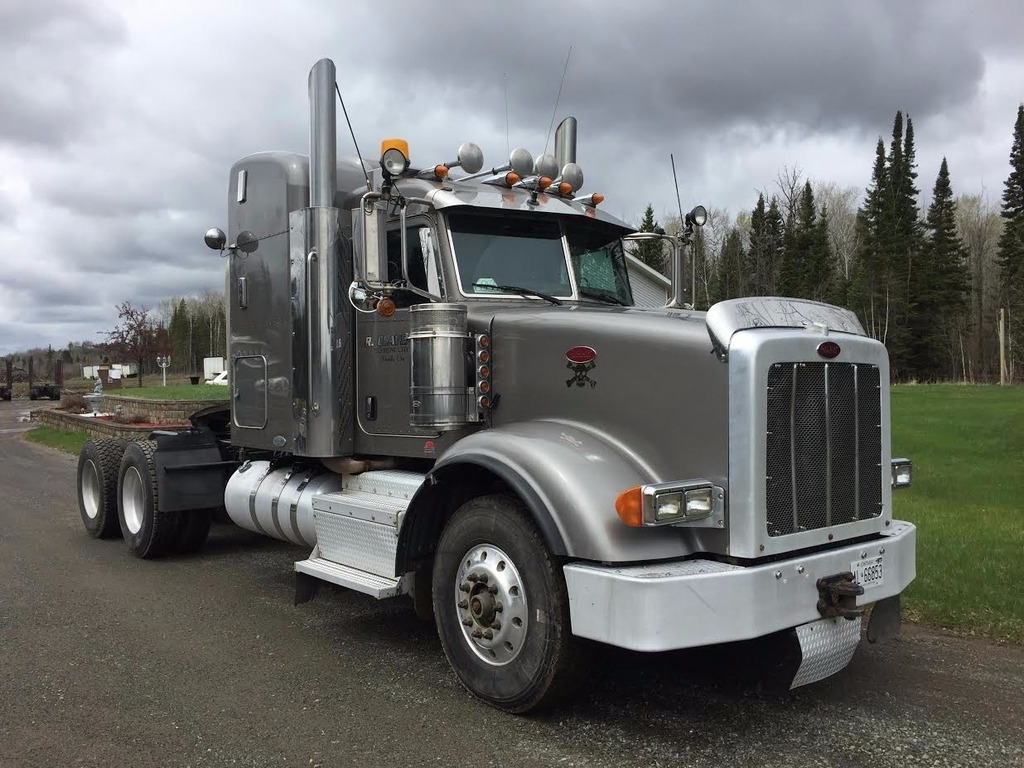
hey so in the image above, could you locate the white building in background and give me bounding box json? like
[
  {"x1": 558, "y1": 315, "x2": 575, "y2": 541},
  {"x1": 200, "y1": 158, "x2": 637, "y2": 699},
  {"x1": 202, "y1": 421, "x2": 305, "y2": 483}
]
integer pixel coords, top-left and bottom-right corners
[{"x1": 625, "y1": 253, "x2": 671, "y2": 308}]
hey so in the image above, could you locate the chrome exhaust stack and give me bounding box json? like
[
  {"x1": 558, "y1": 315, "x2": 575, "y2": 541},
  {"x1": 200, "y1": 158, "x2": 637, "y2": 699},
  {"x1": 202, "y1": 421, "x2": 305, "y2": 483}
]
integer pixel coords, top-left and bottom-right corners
[{"x1": 308, "y1": 58, "x2": 337, "y2": 208}]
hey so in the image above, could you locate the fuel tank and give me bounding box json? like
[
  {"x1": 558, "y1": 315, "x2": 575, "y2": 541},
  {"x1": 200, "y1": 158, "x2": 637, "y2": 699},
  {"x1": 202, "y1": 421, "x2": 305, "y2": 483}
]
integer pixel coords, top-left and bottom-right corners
[{"x1": 224, "y1": 461, "x2": 342, "y2": 546}]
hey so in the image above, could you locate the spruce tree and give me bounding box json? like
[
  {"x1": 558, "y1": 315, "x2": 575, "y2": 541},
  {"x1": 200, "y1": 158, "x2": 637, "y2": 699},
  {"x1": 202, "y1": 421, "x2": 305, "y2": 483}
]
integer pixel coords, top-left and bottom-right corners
[
  {"x1": 765, "y1": 196, "x2": 784, "y2": 295},
  {"x1": 632, "y1": 203, "x2": 666, "y2": 273},
  {"x1": 714, "y1": 228, "x2": 746, "y2": 301},
  {"x1": 997, "y1": 104, "x2": 1024, "y2": 372},
  {"x1": 912, "y1": 158, "x2": 971, "y2": 379},
  {"x1": 748, "y1": 193, "x2": 770, "y2": 295},
  {"x1": 849, "y1": 138, "x2": 889, "y2": 338}
]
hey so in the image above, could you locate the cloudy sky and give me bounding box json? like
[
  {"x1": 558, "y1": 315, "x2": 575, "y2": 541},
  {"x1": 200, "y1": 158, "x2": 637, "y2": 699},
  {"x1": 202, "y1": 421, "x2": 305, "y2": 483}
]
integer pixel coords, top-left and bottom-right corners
[{"x1": 1, "y1": 0, "x2": 1022, "y2": 355}]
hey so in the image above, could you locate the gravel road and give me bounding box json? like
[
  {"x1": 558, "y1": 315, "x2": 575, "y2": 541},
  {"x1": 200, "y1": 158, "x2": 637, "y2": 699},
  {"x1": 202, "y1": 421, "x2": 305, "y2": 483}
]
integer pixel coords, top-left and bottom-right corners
[{"x1": 1, "y1": 399, "x2": 1022, "y2": 767}]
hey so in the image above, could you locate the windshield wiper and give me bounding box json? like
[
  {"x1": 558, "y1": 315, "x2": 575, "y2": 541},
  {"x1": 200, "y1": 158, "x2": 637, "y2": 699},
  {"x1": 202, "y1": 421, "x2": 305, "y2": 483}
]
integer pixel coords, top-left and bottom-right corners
[
  {"x1": 578, "y1": 287, "x2": 628, "y2": 306},
  {"x1": 473, "y1": 283, "x2": 563, "y2": 306}
]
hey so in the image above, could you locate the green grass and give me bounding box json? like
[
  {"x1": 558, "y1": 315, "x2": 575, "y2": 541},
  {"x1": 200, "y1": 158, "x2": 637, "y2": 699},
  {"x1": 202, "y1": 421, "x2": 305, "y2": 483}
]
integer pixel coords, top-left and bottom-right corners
[
  {"x1": 99, "y1": 384, "x2": 229, "y2": 401},
  {"x1": 24, "y1": 425, "x2": 89, "y2": 454},
  {"x1": 892, "y1": 384, "x2": 1024, "y2": 642}
]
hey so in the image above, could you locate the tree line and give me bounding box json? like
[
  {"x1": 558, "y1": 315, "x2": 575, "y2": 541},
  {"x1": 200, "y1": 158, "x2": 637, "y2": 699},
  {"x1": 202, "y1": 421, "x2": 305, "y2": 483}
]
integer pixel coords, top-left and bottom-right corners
[{"x1": 632, "y1": 106, "x2": 1024, "y2": 383}]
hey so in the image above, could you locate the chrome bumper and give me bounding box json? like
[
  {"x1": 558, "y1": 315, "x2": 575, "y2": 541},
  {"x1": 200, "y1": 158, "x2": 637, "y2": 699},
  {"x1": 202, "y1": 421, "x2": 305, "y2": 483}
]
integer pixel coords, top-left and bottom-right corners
[{"x1": 563, "y1": 521, "x2": 915, "y2": 652}]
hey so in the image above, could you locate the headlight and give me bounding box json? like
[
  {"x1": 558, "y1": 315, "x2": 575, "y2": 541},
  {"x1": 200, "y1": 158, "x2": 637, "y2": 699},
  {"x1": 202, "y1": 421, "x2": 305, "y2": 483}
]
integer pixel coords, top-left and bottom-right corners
[
  {"x1": 380, "y1": 137, "x2": 410, "y2": 177},
  {"x1": 615, "y1": 480, "x2": 723, "y2": 528},
  {"x1": 891, "y1": 458, "x2": 912, "y2": 488}
]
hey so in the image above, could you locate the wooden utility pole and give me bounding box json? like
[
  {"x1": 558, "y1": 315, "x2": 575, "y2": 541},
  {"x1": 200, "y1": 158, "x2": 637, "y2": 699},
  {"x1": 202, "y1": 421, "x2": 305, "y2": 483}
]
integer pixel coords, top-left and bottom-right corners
[{"x1": 999, "y1": 308, "x2": 1007, "y2": 385}]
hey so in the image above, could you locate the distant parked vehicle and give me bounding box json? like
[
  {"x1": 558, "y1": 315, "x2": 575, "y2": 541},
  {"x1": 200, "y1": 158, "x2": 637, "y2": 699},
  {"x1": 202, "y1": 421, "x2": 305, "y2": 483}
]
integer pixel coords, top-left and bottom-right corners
[{"x1": 206, "y1": 371, "x2": 229, "y2": 386}]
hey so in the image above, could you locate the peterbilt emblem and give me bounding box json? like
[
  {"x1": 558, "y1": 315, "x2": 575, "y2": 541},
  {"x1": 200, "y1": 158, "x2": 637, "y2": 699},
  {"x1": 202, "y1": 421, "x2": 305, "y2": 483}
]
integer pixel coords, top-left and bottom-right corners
[
  {"x1": 565, "y1": 346, "x2": 597, "y2": 388},
  {"x1": 817, "y1": 341, "x2": 841, "y2": 359}
]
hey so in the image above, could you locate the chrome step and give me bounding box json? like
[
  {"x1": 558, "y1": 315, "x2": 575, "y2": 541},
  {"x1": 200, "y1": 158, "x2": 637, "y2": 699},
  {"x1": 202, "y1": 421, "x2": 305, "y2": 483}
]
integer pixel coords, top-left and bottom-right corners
[
  {"x1": 308, "y1": 470, "x2": 426, "y2": 580},
  {"x1": 295, "y1": 556, "x2": 405, "y2": 599}
]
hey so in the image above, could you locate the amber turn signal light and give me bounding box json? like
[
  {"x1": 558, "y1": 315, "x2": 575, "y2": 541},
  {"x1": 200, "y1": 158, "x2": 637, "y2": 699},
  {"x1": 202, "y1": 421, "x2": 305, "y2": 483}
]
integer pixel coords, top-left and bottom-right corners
[{"x1": 614, "y1": 486, "x2": 644, "y2": 527}]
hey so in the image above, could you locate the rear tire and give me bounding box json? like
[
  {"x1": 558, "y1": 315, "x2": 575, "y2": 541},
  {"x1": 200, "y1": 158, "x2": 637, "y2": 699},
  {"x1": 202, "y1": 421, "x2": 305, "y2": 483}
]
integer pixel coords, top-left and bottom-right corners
[
  {"x1": 117, "y1": 440, "x2": 179, "y2": 558},
  {"x1": 77, "y1": 438, "x2": 127, "y2": 539},
  {"x1": 432, "y1": 494, "x2": 584, "y2": 713}
]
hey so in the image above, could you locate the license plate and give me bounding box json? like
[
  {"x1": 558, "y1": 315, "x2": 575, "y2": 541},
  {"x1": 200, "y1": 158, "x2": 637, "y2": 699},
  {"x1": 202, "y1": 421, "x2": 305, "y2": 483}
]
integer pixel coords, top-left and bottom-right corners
[{"x1": 851, "y1": 556, "x2": 884, "y2": 589}]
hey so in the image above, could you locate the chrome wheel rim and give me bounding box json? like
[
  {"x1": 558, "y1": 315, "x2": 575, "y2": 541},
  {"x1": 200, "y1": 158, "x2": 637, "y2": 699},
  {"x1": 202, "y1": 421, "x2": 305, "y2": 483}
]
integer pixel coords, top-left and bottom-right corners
[
  {"x1": 122, "y1": 466, "x2": 145, "y2": 535},
  {"x1": 82, "y1": 460, "x2": 101, "y2": 520},
  {"x1": 455, "y1": 544, "x2": 528, "y2": 666}
]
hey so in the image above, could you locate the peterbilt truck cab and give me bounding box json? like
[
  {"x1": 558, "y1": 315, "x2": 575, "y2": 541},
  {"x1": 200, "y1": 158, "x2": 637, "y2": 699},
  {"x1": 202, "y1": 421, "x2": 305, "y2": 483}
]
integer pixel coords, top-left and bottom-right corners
[{"x1": 75, "y1": 58, "x2": 915, "y2": 713}]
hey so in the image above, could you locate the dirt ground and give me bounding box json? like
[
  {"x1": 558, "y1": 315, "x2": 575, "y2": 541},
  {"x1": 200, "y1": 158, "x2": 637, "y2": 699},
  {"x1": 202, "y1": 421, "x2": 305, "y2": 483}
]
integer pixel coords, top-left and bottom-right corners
[{"x1": 1, "y1": 398, "x2": 1021, "y2": 767}]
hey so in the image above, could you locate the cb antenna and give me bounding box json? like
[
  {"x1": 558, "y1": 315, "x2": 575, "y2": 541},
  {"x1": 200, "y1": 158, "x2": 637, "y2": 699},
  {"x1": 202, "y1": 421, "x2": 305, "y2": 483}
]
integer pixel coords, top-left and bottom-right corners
[
  {"x1": 504, "y1": 72, "x2": 510, "y2": 157},
  {"x1": 335, "y1": 82, "x2": 373, "y2": 192},
  {"x1": 670, "y1": 153, "x2": 692, "y2": 302},
  {"x1": 543, "y1": 46, "x2": 573, "y2": 155}
]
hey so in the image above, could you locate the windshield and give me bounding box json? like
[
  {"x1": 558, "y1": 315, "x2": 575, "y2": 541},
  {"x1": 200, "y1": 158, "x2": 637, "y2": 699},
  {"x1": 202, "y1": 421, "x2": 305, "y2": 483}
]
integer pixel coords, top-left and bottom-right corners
[{"x1": 448, "y1": 210, "x2": 633, "y2": 305}]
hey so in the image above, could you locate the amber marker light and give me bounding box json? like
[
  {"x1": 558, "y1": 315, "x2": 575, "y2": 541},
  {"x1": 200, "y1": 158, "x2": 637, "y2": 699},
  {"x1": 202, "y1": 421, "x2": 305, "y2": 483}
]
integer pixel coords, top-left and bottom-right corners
[
  {"x1": 434, "y1": 164, "x2": 449, "y2": 180},
  {"x1": 538, "y1": 176, "x2": 553, "y2": 190},
  {"x1": 504, "y1": 172, "x2": 521, "y2": 186},
  {"x1": 380, "y1": 137, "x2": 410, "y2": 176},
  {"x1": 478, "y1": 334, "x2": 490, "y2": 347},
  {"x1": 590, "y1": 193, "x2": 605, "y2": 206},
  {"x1": 558, "y1": 181, "x2": 573, "y2": 195},
  {"x1": 377, "y1": 296, "x2": 396, "y2": 317},
  {"x1": 614, "y1": 486, "x2": 644, "y2": 527}
]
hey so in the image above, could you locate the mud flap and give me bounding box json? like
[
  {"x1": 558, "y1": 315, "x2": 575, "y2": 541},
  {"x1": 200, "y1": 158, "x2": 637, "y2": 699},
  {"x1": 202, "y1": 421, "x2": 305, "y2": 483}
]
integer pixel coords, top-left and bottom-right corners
[
  {"x1": 866, "y1": 595, "x2": 902, "y2": 644},
  {"x1": 790, "y1": 616, "x2": 861, "y2": 689}
]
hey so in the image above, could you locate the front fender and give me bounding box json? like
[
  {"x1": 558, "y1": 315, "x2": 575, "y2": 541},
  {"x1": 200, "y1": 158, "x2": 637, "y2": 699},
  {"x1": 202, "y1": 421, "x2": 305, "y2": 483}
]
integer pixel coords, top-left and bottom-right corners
[{"x1": 411, "y1": 420, "x2": 700, "y2": 563}]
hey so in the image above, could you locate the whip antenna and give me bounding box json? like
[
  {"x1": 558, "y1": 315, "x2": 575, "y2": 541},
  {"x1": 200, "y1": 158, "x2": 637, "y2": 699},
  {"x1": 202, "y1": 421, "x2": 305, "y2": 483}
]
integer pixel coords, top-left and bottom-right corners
[
  {"x1": 543, "y1": 46, "x2": 573, "y2": 155},
  {"x1": 504, "y1": 72, "x2": 510, "y2": 157},
  {"x1": 670, "y1": 153, "x2": 692, "y2": 301},
  {"x1": 335, "y1": 83, "x2": 372, "y2": 192}
]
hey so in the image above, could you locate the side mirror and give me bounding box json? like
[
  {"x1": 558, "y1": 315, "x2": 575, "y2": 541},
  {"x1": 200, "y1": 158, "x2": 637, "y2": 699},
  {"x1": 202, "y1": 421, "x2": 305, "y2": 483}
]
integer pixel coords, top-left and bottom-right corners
[
  {"x1": 204, "y1": 228, "x2": 227, "y2": 250},
  {"x1": 358, "y1": 199, "x2": 388, "y2": 285}
]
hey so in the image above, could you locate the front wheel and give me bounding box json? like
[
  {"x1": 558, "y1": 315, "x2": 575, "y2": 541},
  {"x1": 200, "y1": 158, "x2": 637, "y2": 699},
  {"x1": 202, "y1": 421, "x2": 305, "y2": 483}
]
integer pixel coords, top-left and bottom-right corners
[{"x1": 432, "y1": 495, "x2": 584, "y2": 713}]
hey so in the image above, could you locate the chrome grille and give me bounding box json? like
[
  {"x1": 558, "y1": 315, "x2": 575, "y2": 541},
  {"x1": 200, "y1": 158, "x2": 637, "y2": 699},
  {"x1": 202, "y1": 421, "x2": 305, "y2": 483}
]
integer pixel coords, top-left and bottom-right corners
[{"x1": 765, "y1": 362, "x2": 882, "y2": 537}]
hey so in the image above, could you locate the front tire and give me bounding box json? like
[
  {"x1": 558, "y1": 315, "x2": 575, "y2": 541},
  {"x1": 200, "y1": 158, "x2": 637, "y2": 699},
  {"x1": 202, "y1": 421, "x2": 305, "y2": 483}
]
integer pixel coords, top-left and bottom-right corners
[
  {"x1": 77, "y1": 438, "x2": 127, "y2": 538},
  {"x1": 117, "y1": 440, "x2": 179, "y2": 558},
  {"x1": 432, "y1": 495, "x2": 584, "y2": 713}
]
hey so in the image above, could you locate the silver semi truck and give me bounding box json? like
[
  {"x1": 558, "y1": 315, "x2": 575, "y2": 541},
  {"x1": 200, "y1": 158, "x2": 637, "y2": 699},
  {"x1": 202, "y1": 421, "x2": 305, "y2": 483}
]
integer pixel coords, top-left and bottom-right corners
[{"x1": 74, "y1": 59, "x2": 915, "y2": 713}]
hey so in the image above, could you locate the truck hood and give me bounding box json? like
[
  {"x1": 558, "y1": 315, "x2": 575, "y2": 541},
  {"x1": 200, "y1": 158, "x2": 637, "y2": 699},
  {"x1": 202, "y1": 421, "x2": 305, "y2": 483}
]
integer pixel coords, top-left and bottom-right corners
[{"x1": 470, "y1": 303, "x2": 729, "y2": 485}]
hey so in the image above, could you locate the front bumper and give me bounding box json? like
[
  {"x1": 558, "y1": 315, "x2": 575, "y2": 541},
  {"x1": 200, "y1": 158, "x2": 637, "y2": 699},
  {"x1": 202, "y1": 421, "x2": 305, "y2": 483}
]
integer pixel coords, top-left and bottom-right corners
[{"x1": 563, "y1": 520, "x2": 915, "y2": 651}]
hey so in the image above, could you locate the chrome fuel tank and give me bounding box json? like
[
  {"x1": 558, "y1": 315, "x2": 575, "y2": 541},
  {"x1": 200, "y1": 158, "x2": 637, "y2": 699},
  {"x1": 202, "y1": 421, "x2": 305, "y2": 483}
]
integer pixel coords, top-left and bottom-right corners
[{"x1": 224, "y1": 461, "x2": 343, "y2": 546}]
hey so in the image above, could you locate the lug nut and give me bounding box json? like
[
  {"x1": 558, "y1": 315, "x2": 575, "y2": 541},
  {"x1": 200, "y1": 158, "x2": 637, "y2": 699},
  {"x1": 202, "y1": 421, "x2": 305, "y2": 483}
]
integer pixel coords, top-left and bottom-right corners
[
  {"x1": 462, "y1": 618, "x2": 473, "y2": 627},
  {"x1": 483, "y1": 630, "x2": 494, "y2": 640},
  {"x1": 459, "y1": 582, "x2": 471, "y2": 593},
  {"x1": 488, "y1": 585, "x2": 499, "y2": 595},
  {"x1": 467, "y1": 574, "x2": 479, "y2": 583},
  {"x1": 457, "y1": 600, "x2": 469, "y2": 609},
  {"x1": 494, "y1": 601, "x2": 503, "y2": 613},
  {"x1": 471, "y1": 629, "x2": 483, "y2": 639},
  {"x1": 492, "y1": 620, "x2": 501, "y2": 630},
  {"x1": 477, "y1": 574, "x2": 489, "y2": 584}
]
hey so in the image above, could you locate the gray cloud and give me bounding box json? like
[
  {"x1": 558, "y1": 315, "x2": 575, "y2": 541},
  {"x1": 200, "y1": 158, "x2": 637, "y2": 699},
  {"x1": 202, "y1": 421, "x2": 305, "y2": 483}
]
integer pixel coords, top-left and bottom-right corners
[
  {"x1": 0, "y1": 0, "x2": 1022, "y2": 355},
  {"x1": 0, "y1": 0, "x2": 125, "y2": 147}
]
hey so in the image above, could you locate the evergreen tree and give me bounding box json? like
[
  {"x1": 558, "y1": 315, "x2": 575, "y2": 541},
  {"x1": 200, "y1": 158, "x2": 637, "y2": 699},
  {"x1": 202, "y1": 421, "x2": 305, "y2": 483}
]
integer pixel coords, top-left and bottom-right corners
[
  {"x1": 631, "y1": 204, "x2": 666, "y2": 273},
  {"x1": 765, "y1": 196, "x2": 784, "y2": 295},
  {"x1": 849, "y1": 138, "x2": 889, "y2": 339},
  {"x1": 912, "y1": 158, "x2": 971, "y2": 379},
  {"x1": 997, "y1": 104, "x2": 1024, "y2": 379},
  {"x1": 748, "y1": 194, "x2": 773, "y2": 295},
  {"x1": 714, "y1": 227, "x2": 746, "y2": 301},
  {"x1": 776, "y1": 206, "x2": 801, "y2": 296}
]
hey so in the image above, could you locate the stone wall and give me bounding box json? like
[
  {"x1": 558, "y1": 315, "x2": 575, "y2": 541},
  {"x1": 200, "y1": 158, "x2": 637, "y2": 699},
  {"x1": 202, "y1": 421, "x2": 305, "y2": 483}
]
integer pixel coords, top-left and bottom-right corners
[
  {"x1": 99, "y1": 395, "x2": 215, "y2": 425},
  {"x1": 36, "y1": 409, "x2": 163, "y2": 439},
  {"x1": 35, "y1": 396, "x2": 220, "y2": 439}
]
